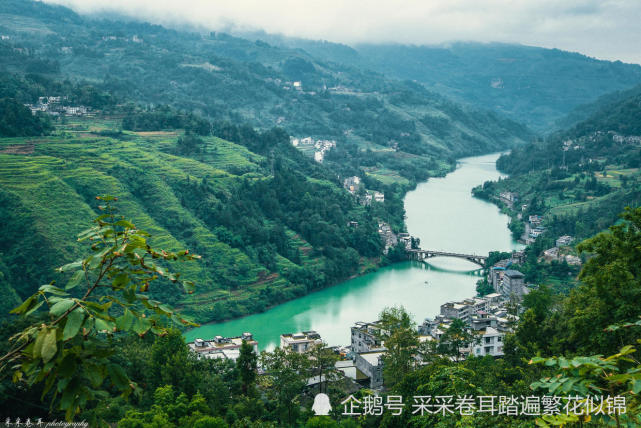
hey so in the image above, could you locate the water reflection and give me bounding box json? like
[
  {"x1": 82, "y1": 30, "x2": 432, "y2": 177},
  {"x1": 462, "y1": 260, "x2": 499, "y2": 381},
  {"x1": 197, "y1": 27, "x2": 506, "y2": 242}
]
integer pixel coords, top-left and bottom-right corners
[{"x1": 185, "y1": 153, "x2": 522, "y2": 350}]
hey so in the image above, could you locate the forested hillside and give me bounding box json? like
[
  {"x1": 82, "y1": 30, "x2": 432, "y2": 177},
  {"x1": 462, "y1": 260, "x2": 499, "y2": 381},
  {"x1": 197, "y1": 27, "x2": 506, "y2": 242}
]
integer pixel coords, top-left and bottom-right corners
[
  {"x1": 0, "y1": 0, "x2": 531, "y2": 186},
  {"x1": 257, "y1": 35, "x2": 641, "y2": 131},
  {"x1": 0, "y1": 0, "x2": 539, "y2": 324},
  {"x1": 474, "y1": 86, "x2": 641, "y2": 246}
]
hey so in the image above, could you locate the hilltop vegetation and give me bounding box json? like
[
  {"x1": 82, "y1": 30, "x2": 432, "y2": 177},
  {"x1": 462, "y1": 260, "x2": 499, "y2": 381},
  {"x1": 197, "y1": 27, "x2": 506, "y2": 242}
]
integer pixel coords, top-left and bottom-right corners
[
  {"x1": 0, "y1": 0, "x2": 540, "y2": 325},
  {"x1": 474, "y1": 84, "x2": 641, "y2": 248},
  {"x1": 0, "y1": 0, "x2": 531, "y2": 187},
  {"x1": 268, "y1": 39, "x2": 641, "y2": 132},
  {"x1": 0, "y1": 108, "x2": 415, "y2": 322}
]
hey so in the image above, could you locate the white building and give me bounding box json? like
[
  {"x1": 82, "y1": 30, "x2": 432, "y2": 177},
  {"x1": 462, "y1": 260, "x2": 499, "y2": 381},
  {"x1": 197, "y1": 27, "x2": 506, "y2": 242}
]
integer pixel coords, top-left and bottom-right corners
[
  {"x1": 187, "y1": 332, "x2": 257, "y2": 362},
  {"x1": 280, "y1": 331, "x2": 322, "y2": 353},
  {"x1": 351, "y1": 321, "x2": 386, "y2": 353},
  {"x1": 354, "y1": 351, "x2": 384, "y2": 388},
  {"x1": 556, "y1": 235, "x2": 574, "y2": 247},
  {"x1": 472, "y1": 327, "x2": 504, "y2": 357}
]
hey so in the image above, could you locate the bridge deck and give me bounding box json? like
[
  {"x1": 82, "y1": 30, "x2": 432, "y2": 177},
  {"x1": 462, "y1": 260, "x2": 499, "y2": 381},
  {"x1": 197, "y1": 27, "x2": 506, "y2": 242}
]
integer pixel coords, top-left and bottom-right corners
[{"x1": 407, "y1": 249, "x2": 487, "y2": 266}]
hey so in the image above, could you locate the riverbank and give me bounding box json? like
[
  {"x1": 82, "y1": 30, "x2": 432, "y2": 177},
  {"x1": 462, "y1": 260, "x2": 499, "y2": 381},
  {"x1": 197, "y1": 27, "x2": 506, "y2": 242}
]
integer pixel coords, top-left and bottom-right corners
[{"x1": 185, "y1": 153, "x2": 521, "y2": 349}]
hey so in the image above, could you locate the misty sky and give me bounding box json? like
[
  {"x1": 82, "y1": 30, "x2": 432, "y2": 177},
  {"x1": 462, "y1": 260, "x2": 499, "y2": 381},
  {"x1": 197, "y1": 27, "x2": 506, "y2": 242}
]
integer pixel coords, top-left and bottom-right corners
[{"x1": 43, "y1": 0, "x2": 641, "y2": 64}]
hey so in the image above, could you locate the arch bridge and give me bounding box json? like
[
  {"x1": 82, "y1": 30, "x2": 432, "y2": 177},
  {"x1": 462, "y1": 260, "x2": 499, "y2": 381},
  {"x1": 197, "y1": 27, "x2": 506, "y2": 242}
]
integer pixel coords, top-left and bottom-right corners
[{"x1": 407, "y1": 249, "x2": 487, "y2": 268}]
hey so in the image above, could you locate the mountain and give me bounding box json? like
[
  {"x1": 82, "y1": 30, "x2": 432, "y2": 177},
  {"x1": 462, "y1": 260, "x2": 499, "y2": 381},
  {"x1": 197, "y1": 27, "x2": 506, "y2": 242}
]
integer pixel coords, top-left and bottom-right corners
[
  {"x1": 555, "y1": 83, "x2": 641, "y2": 130},
  {"x1": 252, "y1": 34, "x2": 641, "y2": 132},
  {"x1": 0, "y1": 74, "x2": 398, "y2": 320},
  {"x1": 474, "y1": 86, "x2": 641, "y2": 245},
  {"x1": 0, "y1": 0, "x2": 531, "y2": 185},
  {"x1": 0, "y1": 0, "x2": 539, "y2": 323}
]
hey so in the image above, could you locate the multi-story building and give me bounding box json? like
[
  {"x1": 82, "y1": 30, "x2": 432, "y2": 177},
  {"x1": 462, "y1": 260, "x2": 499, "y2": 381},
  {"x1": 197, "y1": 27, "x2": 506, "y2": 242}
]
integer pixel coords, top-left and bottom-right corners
[
  {"x1": 280, "y1": 331, "x2": 323, "y2": 353},
  {"x1": 187, "y1": 332, "x2": 257, "y2": 361},
  {"x1": 354, "y1": 351, "x2": 384, "y2": 389},
  {"x1": 351, "y1": 321, "x2": 386, "y2": 353},
  {"x1": 471, "y1": 327, "x2": 504, "y2": 357}
]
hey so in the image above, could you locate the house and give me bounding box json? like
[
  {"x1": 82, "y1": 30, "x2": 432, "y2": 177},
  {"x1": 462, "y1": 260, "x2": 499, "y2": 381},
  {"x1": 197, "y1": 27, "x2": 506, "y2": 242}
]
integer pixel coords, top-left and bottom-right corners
[
  {"x1": 373, "y1": 191, "x2": 384, "y2": 203},
  {"x1": 440, "y1": 297, "x2": 489, "y2": 324},
  {"x1": 529, "y1": 227, "x2": 546, "y2": 239},
  {"x1": 543, "y1": 247, "x2": 559, "y2": 261},
  {"x1": 397, "y1": 233, "x2": 411, "y2": 250},
  {"x1": 528, "y1": 215, "x2": 543, "y2": 226},
  {"x1": 499, "y1": 192, "x2": 518, "y2": 207},
  {"x1": 377, "y1": 222, "x2": 398, "y2": 254},
  {"x1": 343, "y1": 176, "x2": 360, "y2": 194},
  {"x1": 187, "y1": 332, "x2": 257, "y2": 362},
  {"x1": 501, "y1": 270, "x2": 525, "y2": 298},
  {"x1": 556, "y1": 235, "x2": 574, "y2": 247},
  {"x1": 564, "y1": 255, "x2": 582, "y2": 266},
  {"x1": 280, "y1": 331, "x2": 322, "y2": 353},
  {"x1": 351, "y1": 321, "x2": 386, "y2": 353},
  {"x1": 354, "y1": 351, "x2": 384, "y2": 389},
  {"x1": 471, "y1": 327, "x2": 504, "y2": 357},
  {"x1": 440, "y1": 302, "x2": 473, "y2": 323},
  {"x1": 489, "y1": 259, "x2": 512, "y2": 291}
]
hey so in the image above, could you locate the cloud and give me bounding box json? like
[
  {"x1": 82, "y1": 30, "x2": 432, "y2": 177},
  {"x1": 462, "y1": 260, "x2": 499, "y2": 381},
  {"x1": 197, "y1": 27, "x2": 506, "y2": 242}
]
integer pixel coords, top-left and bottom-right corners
[{"x1": 42, "y1": 0, "x2": 641, "y2": 64}]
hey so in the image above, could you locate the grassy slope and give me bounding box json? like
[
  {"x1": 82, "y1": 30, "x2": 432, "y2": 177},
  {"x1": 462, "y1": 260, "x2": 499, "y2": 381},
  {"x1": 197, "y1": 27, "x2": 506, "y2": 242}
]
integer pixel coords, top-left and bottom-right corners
[{"x1": 0, "y1": 118, "x2": 316, "y2": 319}]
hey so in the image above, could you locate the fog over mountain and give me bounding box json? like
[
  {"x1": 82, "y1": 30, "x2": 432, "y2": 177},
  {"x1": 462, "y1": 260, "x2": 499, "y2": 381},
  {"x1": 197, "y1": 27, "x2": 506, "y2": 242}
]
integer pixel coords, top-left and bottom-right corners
[{"x1": 43, "y1": 0, "x2": 641, "y2": 65}]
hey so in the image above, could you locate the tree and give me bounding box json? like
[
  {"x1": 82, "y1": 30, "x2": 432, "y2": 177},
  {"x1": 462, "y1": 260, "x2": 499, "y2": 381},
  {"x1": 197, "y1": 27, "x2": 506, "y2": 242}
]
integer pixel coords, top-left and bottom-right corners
[
  {"x1": 0, "y1": 196, "x2": 200, "y2": 421},
  {"x1": 530, "y1": 320, "x2": 641, "y2": 427},
  {"x1": 437, "y1": 318, "x2": 478, "y2": 361},
  {"x1": 556, "y1": 206, "x2": 641, "y2": 355},
  {"x1": 237, "y1": 340, "x2": 257, "y2": 395},
  {"x1": 259, "y1": 347, "x2": 310, "y2": 426},
  {"x1": 307, "y1": 341, "x2": 339, "y2": 394},
  {"x1": 378, "y1": 306, "x2": 419, "y2": 387}
]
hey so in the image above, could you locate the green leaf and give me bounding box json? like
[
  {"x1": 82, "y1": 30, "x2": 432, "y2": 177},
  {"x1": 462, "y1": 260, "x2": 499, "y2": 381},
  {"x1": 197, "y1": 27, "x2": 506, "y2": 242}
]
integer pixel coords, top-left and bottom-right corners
[
  {"x1": 50, "y1": 299, "x2": 76, "y2": 317},
  {"x1": 33, "y1": 328, "x2": 48, "y2": 358},
  {"x1": 25, "y1": 300, "x2": 44, "y2": 317},
  {"x1": 95, "y1": 318, "x2": 115, "y2": 333},
  {"x1": 65, "y1": 270, "x2": 85, "y2": 290},
  {"x1": 115, "y1": 220, "x2": 135, "y2": 229},
  {"x1": 10, "y1": 296, "x2": 36, "y2": 315},
  {"x1": 107, "y1": 364, "x2": 129, "y2": 390},
  {"x1": 63, "y1": 308, "x2": 85, "y2": 341},
  {"x1": 39, "y1": 284, "x2": 69, "y2": 296},
  {"x1": 132, "y1": 317, "x2": 151, "y2": 335},
  {"x1": 182, "y1": 280, "x2": 195, "y2": 294},
  {"x1": 112, "y1": 272, "x2": 130, "y2": 288},
  {"x1": 116, "y1": 309, "x2": 135, "y2": 331},
  {"x1": 41, "y1": 328, "x2": 58, "y2": 363},
  {"x1": 84, "y1": 363, "x2": 105, "y2": 388},
  {"x1": 58, "y1": 260, "x2": 83, "y2": 272}
]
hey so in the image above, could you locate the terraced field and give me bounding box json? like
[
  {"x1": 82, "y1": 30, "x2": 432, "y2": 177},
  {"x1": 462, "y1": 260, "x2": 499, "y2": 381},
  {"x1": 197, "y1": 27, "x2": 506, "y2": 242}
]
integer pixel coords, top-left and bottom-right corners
[{"x1": 0, "y1": 119, "x2": 325, "y2": 320}]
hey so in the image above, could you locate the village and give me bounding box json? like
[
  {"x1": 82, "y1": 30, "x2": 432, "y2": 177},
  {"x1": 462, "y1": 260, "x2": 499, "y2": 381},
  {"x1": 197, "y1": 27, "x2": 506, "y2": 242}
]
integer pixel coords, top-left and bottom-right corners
[
  {"x1": 185, "y1": 245, "x2": 564, "y2": 392},
  {"x1": 24, "y1": 96, "x2": 94, "y2": 117}
]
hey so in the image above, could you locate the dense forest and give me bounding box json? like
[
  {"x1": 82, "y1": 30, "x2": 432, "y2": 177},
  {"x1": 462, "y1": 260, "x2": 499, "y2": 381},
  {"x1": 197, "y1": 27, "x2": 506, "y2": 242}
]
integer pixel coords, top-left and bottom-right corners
[
  {"x1": 0, "y1": 0, "x2": 532, "y2": 187},
  {"x1": 1, "y1": 207, "x2": 640, "y2": 426},
  {"x1": 253, "y1": 35, "x2": 641, "y2": 131},
  {"x1": 472, "y1": 86, "x2": 641, "y2": 244},
  {"x1": 2, "y1": 0, "x2": 641, "y2": 426}
]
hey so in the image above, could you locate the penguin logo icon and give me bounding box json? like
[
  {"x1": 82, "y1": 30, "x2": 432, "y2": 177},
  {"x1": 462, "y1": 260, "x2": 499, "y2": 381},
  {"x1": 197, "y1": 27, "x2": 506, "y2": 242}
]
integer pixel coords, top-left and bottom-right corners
[{"x1": 312, "y1": 393, "x2": 332, "y2": 416}]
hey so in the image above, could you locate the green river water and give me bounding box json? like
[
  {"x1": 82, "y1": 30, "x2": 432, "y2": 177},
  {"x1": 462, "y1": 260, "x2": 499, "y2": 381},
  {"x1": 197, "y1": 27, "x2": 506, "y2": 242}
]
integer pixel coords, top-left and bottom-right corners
[{"x1": 184, "y1": 152, "x2": 522, "y2": 349}]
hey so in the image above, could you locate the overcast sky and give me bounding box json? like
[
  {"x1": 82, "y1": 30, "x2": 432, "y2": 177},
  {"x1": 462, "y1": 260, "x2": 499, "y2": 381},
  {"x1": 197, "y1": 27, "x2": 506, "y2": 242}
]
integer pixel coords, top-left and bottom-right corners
[{"x1": 43, "y1": 0, "x2": 641, "y2": 64}]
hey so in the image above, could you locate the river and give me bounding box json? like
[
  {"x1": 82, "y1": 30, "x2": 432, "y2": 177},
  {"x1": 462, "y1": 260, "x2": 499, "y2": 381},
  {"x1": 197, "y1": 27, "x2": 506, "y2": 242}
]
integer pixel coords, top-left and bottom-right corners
[{"x1": 184, "y1": 152, "x2": 522, "y2": 349}]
